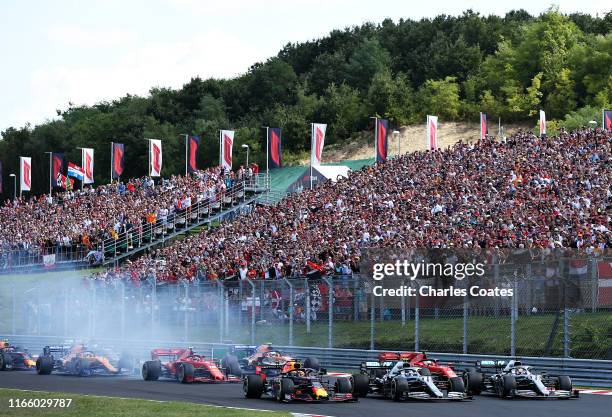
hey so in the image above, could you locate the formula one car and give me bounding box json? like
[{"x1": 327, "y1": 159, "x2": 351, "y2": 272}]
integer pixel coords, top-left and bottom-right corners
[
  {"x1": 243, "y1": 359, "x2": 356, "y2": 403},
  {"x1": 394, "y1": 351, "x2": 466, "y2": 393},
  {"x1": 0, "y1": 340, "x2": 36, "y2": 371},
  {"x1": 463, "y1": 359, "x2": 579, "y2": 399},
  {"x1": 142, "y1": 347, "x2": 241, "y2": 383},
  {"x1": 36, "y1": 343, "x2": 132, "y2": 376},
  {"x1": 352, "y1": 353, "x2": 467, "y2": 400},
  {"x1": 223, "y1": 343, "x2": 320, "y2": 376}
]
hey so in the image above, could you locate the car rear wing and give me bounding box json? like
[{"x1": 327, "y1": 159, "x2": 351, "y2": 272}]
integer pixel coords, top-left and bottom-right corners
[
  {"x1": 361, "y1": 361, "x2": 395, "y2": 370},
  {"x1": 42, "y1": 345, "x2": 72, "y2": 356},
  {"x1": 476, "y1": 360, "x2": 507, "y2": 370}
]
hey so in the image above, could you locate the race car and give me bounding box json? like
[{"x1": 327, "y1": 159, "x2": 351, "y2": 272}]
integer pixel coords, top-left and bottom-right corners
[
  {"x1": 243, "y1": 359, "x2": 356, "y2": 403},
  {"x1": 36, "y1": 343, "x2": 133, "y2": 376},
  {"x1": 352, "y1": 353, "x2": 467, "y2": 400},
  {"x1": 222, "y1": 343, "x2": 320, "y2": 376},
  {"x1": 141, "y1": 347, "x2": 241, "y2": 383},
  {"x1": 391, "y1": 351, "x2": 466, "y2": 393},
  {"x1": 463, "y1": 359, "x2": 579, "y2": 399},
  {"x1": 0, "y1": 340, "x2": 37, "y2": 371}
]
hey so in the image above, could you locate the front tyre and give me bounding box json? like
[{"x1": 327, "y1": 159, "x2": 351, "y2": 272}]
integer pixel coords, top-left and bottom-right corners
[
  {"x1": 244, "y1": 374, "x2": 264, "y2": 398},
  {"x1": 352, "y1": 374, "x2": 370, "y2": 398}
]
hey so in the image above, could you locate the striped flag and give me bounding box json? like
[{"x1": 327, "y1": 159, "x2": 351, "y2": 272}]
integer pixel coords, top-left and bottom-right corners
[
  {"x1": 426, "y1": 115, "x2": 438, "y2": 150},
  {"x1": 480, "y1": 112, "x2": 487, "y2": 140},
  {"x1": 67, "y1": 162, "x2": 84, "y2": 180}
]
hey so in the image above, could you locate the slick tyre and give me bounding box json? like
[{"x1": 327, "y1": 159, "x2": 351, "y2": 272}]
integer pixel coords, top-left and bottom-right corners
[
  {"x1": 75, "y1": 358, "x2": 90, "y2": 377},
  {"x1": 501, "y1": 374, "x2": 516, "y2": 398},
  {"x1": 142, "y1": 360, "x2": 161, "y2": 381},
  {"x1": 392, "y1": 378, "x2": 409, "y2": 401},
  {"x1": 277, "y1": 378, "x2": 295, "y2": 403},
  {"x1": 557, "y1": 375, "x2": 572, "y2": 391},
  {"x1": 449, "y1": 376, "x2": 465, "y2": 393},
  {"x1": 178, "y1": 363, "x2": 195, "y2": 383},
  {"x1": 464, "y1": 369, "x2": 483, "y2": 394},
  {"x1": 335, "y1": 377, "x2": 352, "y2": 394},
  {"x1": 0, "y1": 353, "x2": 5, "y2": 371},
  {"x1": 303, "y1": 357, "x2": 320, "y2": 371},
  {"x1": 36, "y1": 356, "x2": 53, "y2": 375},
  {"x1": 222, "y1": 354, "x2": 242, "y2": 377},
  {"x1": 244, "y1": 374, "x2": 264, "y2": 399},
  {"x1": 352, "y1": 374, "x2": 370, "y2": 398}
]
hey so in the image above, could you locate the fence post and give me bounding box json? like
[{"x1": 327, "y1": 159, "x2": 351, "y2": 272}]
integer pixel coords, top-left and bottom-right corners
[
  {"x1": 590, "y1": 259, "x2": 597, "y2": 313},
  {"x1": 259, "y1": 280, "x2": 265, "y2": 322},
  {"x1": 217, "y1": 281, "x2": 224, "y2": 342},
  {"x1": 414, "y1": 292, "x2": 420, "y2": 351},
  {"x1": 120, "y1": 281, "x2": 125, "y2": 339},
  {"x1": 225, "y1": 285, "x2": 229, "y2": 338},
  {"x1": 401, "y1": 280, "x2": 406, "y2": 327},
  {"x1": 323, "y1": 277, "x2": 333, "y2": 348},
  {"x1": 247, "y1": 279, "x2": 256, "y2": 345},
  {"x1": 510, "y1": 280, "x2": 517, "y2": 357},
  {"x1": 183, "y1": 282, "x2": 189, "y2": 341},
  {"x1": 305, "y1": 278, "x2": 311, "y2": 334},
  {"x1": 463, "y1": 296, "x2": 468, "y2": 354},
  {"x1": 353, "y1": 277, "x2": 359, "y2": 321},
  {"x1": 151, "y1": 279, "x2": 157, "y2": 339},
  {"x1": 283, "y1": 278, "x2": 294, "y2": 346},
  {"x1": 564, "y1": 308, "x2": 570, "y2": 358},
  {"x1": 370, "y1": 292, "x2": 375, "y2": 350},
  {"x1": 11, "y1": 284, "x2": 16, "y2": 335}
]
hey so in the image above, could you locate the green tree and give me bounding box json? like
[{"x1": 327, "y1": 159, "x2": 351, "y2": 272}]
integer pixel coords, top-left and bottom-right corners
[
  {"x1": 416, "y1": 77, "x2": 461, "y2": 119},
  {"x1": 345, "y1": 39, "x2": 391, "y2": 90}
]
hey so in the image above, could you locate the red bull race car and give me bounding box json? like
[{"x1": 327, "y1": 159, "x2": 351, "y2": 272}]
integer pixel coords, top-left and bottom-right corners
[
  {"x1": 222, "y1": 343, "x2": 320, "y2": 376},
  {"x1": 0, "y1": 340, "x2": 37, "y2": 371},
  {"x1": 142, "y1": 347, "x2": 241, "y2": 383},
  {"x1": 36, "y1": 343, "x2": 133, "y2": 376}
]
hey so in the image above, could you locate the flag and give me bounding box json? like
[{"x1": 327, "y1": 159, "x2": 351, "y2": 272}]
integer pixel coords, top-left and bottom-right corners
[
  {"x1": 220, "y1": 130, "x2": 234, "y2": 170},
  {"x1": 310, "y1": 123, "x2": 327, "y2": 166},
  {"x1": 111, "y1": 143, "x2": 125, "y2": 180},
  {"x1": 539, "y1": 109, "x2": 546, "y2": 137},
  {"x1": 375, "y1": 118, "x2": 389, "y2": 163},
  {"x1": 56, "y1": 173, "x2": 74, "y2": 190},
  {"x1": 268, "y1": 128, "x2": 282, "y2": 169},
  {"x1": 51, "y1": 153, "x2": 65, "y2": 188},
  {"x1": 426, "y1": 115, "x2": 438, "y2": 150},
  {"x1": 81, "y1": 148, "x2": 94, "y2": 184},
  {"x1": 0, "y1": 161, "x2": 3, "y2": 194},
  {"x1": 480, "y1": 112, "x2": 488, "y2": 140},
  {"x1": 20, "y1": 157, "x2": 31, "y2": 192},
  {"x1": 149, "y1": 139, "x2": 162, "y2": 177},
  {"x1": 603, "y1": 109, "x2": 612, "y2": 131},
  {"x1": 187, "y1": 135, "x2": 200, "y2": 173},
  {"x1": 67, "y1": 162, "x2": 84, "y2": 180}
]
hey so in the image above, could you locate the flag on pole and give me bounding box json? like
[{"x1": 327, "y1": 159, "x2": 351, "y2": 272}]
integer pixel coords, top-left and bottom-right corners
[
  {"x1": 20, "y1": 157, "x2": 31, "y2": 192},
  {"x1": 51, "y1": 153, "x2": 65, "y2": 188},
  {"x1": 603, "y1": 109, "x2": 612, "y2": 131},
  {"x1": 268, "y1": 128, "x2": 282, "y2": 169},
  {"x1": 480, "y1": 112, "x2": 488, "y2": 140},
  {"x1": 56, "y1": 173, "x2": 74, "y2": 190},
  {"x1": 81, "y1": 148, "x2": 94, "y2": 184},
  {"x1": 539, "y1": 109, "x2": 546, "y2": 137},
  {"x1": 111, "y1": 143, "x2": 125, "y2": 180},
  {"x1": 375, "y1": 118, "x2": 389, "y2": 163},
  {"x1": 220, "y1": 130, "x2": 234, "y2": 170},
  {"x1": 187, "y1": 135, "x2": 200, "y2": 173},
  {"x1": 311, "y1": 123, "x2": 327, "y2": 166},
  {"x1": 426, "y1": 115, "x2": 438, "y2": 150},
  {"x1": 67, "y1": 162, "x2": 84, "y2": 180},
  {"x1": 149, "y1": 139, "x2": 162, "y2": 177}
]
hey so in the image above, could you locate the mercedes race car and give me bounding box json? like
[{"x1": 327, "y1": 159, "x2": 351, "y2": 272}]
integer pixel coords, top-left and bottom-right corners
[
  {"x1": 222, "y1": 343, "x2": 320, "y2": 376},
  {"x1": 352, "y1": 353, "x2": 467, "y2": 401},
  {"x1": 243, "y1": 359, "x2": 356, "y2": 403},
  {"x1": 142, "y1": 347, "x2": 241, "y2": 383},
  {"x1": 463, "y1": 359, "x2": 579, "y2": 399},
  {"x1": 0, "y1": 340, "x2": 36, "y2": 371},
  {"x1": 36, "y1": 343, "x2": 133, "y2": 376}
]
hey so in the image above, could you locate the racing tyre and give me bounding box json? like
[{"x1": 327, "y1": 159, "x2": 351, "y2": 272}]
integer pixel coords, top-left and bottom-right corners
[
  {"x1": 392, "y1": 378, "x2": 409, "y2": 401},
  {"x1": 303, "y1": 357, "x2": 320, "y2": 371},
  {"x1": 222, "y1": 354, "x2": 242, "y2": 377},
  {"x1": 0, "y1": 353, "x2": 5, "y2": 371},
  {"x1": 464, "y1": 369, "x2": 483, "y2": 394},
  {"x1": 178, "y1": 363, "x2": 195, "y2": 383},
  {"x1": 501, "y1": 374, "x2": 516, "y2": 398},
  {"x1": 75, "y1": 358, "x2": 90, "y2": 377},
  {"x1": 449, "y1": 376, "x2": 465, "y2": 393},
  {"x1": 142, "y1": 360, "x2": 161, "y2": 381},
  {"x1": 419, "y1": 368, "x2": 431, "y2": 376},
  {"x1": 352, "y1": 374, "x2": 370, "y2": 398},
  {"x1": 244, "y1": 374, "x2": 264, "y2": 399},
  {"x1": 277, "y1": 378, "x2": 295, "y2": 403},
  {"x1": 335, "y1": 377, "x2": 352, "y2": 394},
  {"x1": 117, "y1": 352, "x2": 133, "y2": 373},
  {"x1": 557, "y1": 375, "x2": 572, "y2": 391},
  {"x1": 36, "y1": 356, "x2": 53, "y2": 375}
]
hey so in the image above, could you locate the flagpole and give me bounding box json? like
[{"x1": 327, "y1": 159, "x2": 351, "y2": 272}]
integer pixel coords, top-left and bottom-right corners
[
  {"x1": 310, "y1": 123, "x2": 313, "y2": 190},
  {"x1": 265, "y1": 126, "x2": 269, "y2": 175},
  {"x1": 76, "y1": 147, "x2": 85, "y2": 191},
  {"x1": 219, "y1": 130, "x2": 222, "y2": 168},
  {"x1": 110, "y1": 142, "x2": 113, "y2": 183},
  {"x1": 45, "y1": 152, "x2": 52, "y2": 195},
  {"x1": 182, "y1": 134, "x2": 189, "y2": 175},
  {"x1": 370, "y1": 117, "x2": 377, "y2": 161}
]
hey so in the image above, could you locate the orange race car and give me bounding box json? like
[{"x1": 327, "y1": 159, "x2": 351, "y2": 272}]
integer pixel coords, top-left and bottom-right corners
[{"x1": 36, "y1": 343, "x2": 133, "y2": 376}]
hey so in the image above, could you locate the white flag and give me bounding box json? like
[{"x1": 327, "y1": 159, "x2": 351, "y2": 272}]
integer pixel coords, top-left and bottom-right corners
[
  {"x1": 81, "y1": 148, "x2": 94, "y2": 184},
  {"x1": 539, "y1": 110, "x2": 546, "y2": 136},
  {"x1": 220, "y1": 130, "x2": 234, "y2": 170},
  {"x1": 149, "y1": 139, "x2": 162, "y2": 177},
  {"x1": 20, "y1": 157, "x2": 32, "y2": 192},
  {"x1": 426, "y1": 115, "x2": 438, "y2": 150},
  {"x1": 310, "y1": 123, "x2": 327, "y2": 166}
]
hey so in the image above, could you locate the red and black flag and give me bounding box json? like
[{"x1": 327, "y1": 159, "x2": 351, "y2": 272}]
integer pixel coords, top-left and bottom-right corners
[
  {"x1": 111, "y1": 142, "x2": 125, "y2": 180},
  {"x1": 603, "y1": 110, "x2": 612, "y2": 131},
  {"x1": 187, "y1": 135, "x2": 200, "y2": 173},
  {"x1": 268, "y1": 128, "x2": 282, "y2": 169},
  {"x1": 51, "y1": 152, "x2": 66, "y2": 188},
  {"x1": 375, "y1": 118, "x2": 389, "y2": 163}
]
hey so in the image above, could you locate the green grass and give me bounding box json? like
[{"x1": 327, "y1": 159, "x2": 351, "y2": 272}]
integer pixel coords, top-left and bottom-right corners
[{"x1": 0, "y1": 388, "x2": 290, "y2": 417}]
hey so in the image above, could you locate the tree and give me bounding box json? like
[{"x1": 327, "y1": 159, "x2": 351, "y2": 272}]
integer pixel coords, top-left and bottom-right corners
[
  {"x1": 367, "y1": 71, "x2": 415, "y2": 125},
  {"x1": 416, "y1": 77, "x2": 461, "y2": 119},
  {"x1": 345, "y1": 38, "x2": 391, "y2": 90}
]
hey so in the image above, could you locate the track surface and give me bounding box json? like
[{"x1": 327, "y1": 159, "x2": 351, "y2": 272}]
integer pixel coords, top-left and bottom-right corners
[{"x1": 0, "y1": 371, "x2": 609, "y2": 417}]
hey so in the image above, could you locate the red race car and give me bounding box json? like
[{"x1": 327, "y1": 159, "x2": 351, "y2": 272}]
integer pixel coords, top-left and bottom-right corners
[{"x1": 141, "y1": 347, "x2": 241, "y2": 383}]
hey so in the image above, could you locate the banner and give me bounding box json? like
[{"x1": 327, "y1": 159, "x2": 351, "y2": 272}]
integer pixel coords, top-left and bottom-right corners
[
  {"x1": 81, "y1": 148, "x2": 94, "y2": 184},
  {"x1": 539, "y1": 109, "x2": 546, "y2": 137},
  {"x1": 426, "y1": 115, "x2": 438, "y2": 150},
  {"x1": 268, "y1": 128, "x2": 282, "y2": 169},
  {"x1": 603, "y1": 109, "x2": 612, "y2": 131},
  {"x1": 375, "y1": 118, "x2": 389, "y2": 163},
  {"x1": 111, "y1": 143, "x2": 125, "y2": 180},
  {"x1": 311, "y1": 123, "x2": 327, "y2": 166},
  {"x1": 220, "y1": 130, "x2": 234, "y2": 170},
  {"x1": 43, "y1": 254, "x2": 56, "y2": 268},
  {"x1": 68, "y1": 162, "x2": 84, "y2": 181},
  {"x1": 51, "y1": 153, "x2": 65, "y2": 188},
  {"x1": 480, "y1": 112, "x2": 488, "y2": 140},
  {"x1": 20, "y1": 157, "x2": 31, "y2": 192},
  {"x1": 187, "y1": 135, "x2": 200, "y2": 173},
  {"x1": 149, "y1": 139, "x2": 162, "y2": 177}
]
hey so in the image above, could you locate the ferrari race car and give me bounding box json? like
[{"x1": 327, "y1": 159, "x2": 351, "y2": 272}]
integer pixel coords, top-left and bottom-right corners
[
  {"x1": 463, "y1": 359, "x2": 579, "y2": 399},
  {"x1": 0, "y1": 340, "x2": 37, "y2": 371},
  {"x1": 142, "y1": 347, "x2": 241, "y2": 383},
  {"x1": 243, "y1": 359, "x2": 356, "y2": 403},
  {"x1": 36, "y1": 343, "x2": 133, "y2": 376},
  {"x1": 222, "y1": 343, "x2": 320, "y2": 376},
  {"x1": 352, "y1": 353, "x2": 467, "y2": 401}
]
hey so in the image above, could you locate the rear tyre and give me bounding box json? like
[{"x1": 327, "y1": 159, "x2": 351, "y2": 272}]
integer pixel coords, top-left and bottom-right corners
[
  {"x1": 501, "y1": 374, "x2": 516, "y2": 398},
  {"x1": 352, "y1": 374, "x2": 370, "y2": 398},
  {"x1": 557, "y1": 375, "x2": 572, "y2": 391},
  {"x1": 243, "y1": 374, "x2": 264, "y2": 398},
  {"x1": 449, "y1": 376, "x2": 465, "y2": 393},
  {"x1": 303, "y1": 357, "x2": 320, "y2": 371},
  {"x1": 392, "y1": 378, "x2": 409, "y2": 401},
  {"x1": 464, "y1": 370, "x2": 483, "y2": 394},
  {"x1": 278, "y1": 378, "x2": 295, "y2": 402},
  {"x1": 142, "y1": 360, "x2": 161, "y2": 381},
  {"x1": 75, "y1": 358, "x2": 90, "y2": 377},
  {"x1": 178, "y1": 363, "x2": 195, "y2": 383},
  {"x1": 222, "y1": 355, "x2": 242, "y2": 377},
  {"x1": 117, "y1": 352, "x2": 133, "y2": 373},
  {"x1": 0, "y1": 353, "x2": 5, "y2": 371},
  {"x1": 335, "y1": 377, "x2": 352, "y2": 394},
  {"x1": 36, "y1": 356, "x2": 53, "y2": 375}
]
